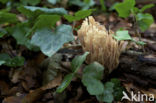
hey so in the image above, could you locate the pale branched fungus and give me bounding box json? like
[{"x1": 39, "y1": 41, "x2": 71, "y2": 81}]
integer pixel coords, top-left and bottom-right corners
[{"x1": 78, "y1": 16, "x2": 123, "y2": 73}]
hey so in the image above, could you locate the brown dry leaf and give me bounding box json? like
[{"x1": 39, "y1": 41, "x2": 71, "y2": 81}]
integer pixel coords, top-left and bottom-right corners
[
  {"x1": 21, "y1": 74, "x2": 62, "y2": 103},
  {"x1": 141, "y1": 88, "x2": 156, "y2": 99},
  {"x1": 41, "y1": 73, "x2": 62, "y2": 90},
  {"x1": 3, "y1": 94, "x2": 25, "y2": 103},
  {"x1": 0, "y1": 80, "x2": 10, "y2": 96},
  {"x1": 21, "y1": 88, "x2": 45, "y2": 103}
]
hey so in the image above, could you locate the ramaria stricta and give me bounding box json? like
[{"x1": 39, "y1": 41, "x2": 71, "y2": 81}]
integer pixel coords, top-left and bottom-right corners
[{"x1": 78, "y1": 16, "x2": 124, "y2": 73}]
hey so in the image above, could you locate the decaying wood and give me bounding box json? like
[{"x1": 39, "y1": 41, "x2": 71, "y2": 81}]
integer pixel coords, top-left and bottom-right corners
[{"x1": 117, "y1": 52, "x2": 156, "y2": 88}]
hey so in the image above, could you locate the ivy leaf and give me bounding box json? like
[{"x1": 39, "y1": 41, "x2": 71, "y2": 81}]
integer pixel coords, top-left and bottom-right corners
[
  {"x1": 0, "y1": 53, "x2": 10, "y2": 66},
  {"x1": 47, "y1": 0, "x2": 60, "y2": 5},
  {"x1": 82, "y1": 62, "x2": 105, "y2": 95},
  {"x1": 136, "y1": 13, "x2": 154, "y2": 31},
  {"x1": 5, "y1": 56, "x2": 25, "y2": 67},
  {"x1": 68, "y1": 0, "x2": 95, "y2": 10},
  {"x1": 115, "y1": 0, "x2": 135, "y2": 18},
  {"x1": 11, "y1": 23, "x2": 38, "y2": 51},
  {"x1": 0, "y1": 12, "x2": 18, "y2": 24},
  {"x1": 83, "y1": 77, "x2": 104, "y2": 95},
  {"x1": 56, "y1": 52, "x2": 88, "y2": 93},
  {"x1": 20, "y1": 0, "x2": 41, "y2": 6},
  {"x1": 111, "y1": 78, "x2": 124, "y2": 101},
  {"x1": 113, "y1": 30, "x2": 132, "y2": 41},
  {"x1": 71, "y1": 52, "x2": 89, "y2": 73},
  {"x1": 140, "y1": 4, "x2": 154, "y2": 13},
  {"x1": 96, "y1": 82, "x2": 114, "y2": 103},
  {"x1": 31, "y1": 14, "x2": 61, "y2": 32},
  {"x1": 0, "y1": 28, "x2": 7, "y2": 38},
  {"x1": 18, "y1": 6, "x2": 67, "y2": 18},
  {"x1": 0, "y1": 61, "x2": 5, "y2": 66},
  {"x1": 64, "y1": 9, "x2": 93, "y2": 22},
  {"x1": 31, "y1": 24, "x2": 74, "y2": 57},
  {"x1": 0, "y1": 53, "x2": 25, "y2": 67}
]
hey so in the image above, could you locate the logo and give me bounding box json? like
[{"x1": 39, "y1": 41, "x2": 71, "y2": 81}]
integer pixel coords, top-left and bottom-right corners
[{"x1": 121, "y1": 91, "x2": 154, "y2": 102}]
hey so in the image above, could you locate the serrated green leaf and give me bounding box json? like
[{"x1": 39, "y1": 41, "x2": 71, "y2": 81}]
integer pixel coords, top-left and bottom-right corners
[
  {"x1": 64, "y1": 9, "x2": 93, "y2": 22},
  {"x1": 56, "y1": 73, "x2": 74, "y2": 93},
  {"x1": 31, "y1": 24, "x2": 74, "y2": 57},
  {"x1": 115, "y1": 0, "x2": 135, "y2": 18},
  {"x1": 113, "y1": 30, "x2": 132, "y2": 41},
  {"x1": 140, "y1": 4, "x2": 154, "y2": 13},
  {"x1": 0, "y1": 12, "x2": 18, "y2": 24},
  {"x1": 82, "y1": 62, "x2": 105, "y2": 95},
  {"x1": 71, "y1": 52, "x2": 89, "y2": 73},
  {"x1": 136, "y1": 13, "x2": 154, "y2": 31}
]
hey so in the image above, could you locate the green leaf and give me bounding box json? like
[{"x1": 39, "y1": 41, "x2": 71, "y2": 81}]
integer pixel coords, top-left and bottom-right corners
[
  {"x1": 140, "y1": 4, "x2": 154, "y2": 13},
  {"x1": 82, "y1": 62, "x2": 104, "y2": 80},
  {"x1": 0, "y1": 12, "x2": 18, "y2": 24},
  {"x1": 114, "y1": 30, "x2": 146, "y2": 45},
  {"x1": 0, "y1": 61, "x2": 5, "y2": 66},
  {"x1": 20, "y1": 0, "x2": 41, "y2": 6},
  {"x1": 31, "y1": 24, "x2": 74, "y2": 57},
  {"x1": 131, "y1": 39, "x2": 146, "y2": 45},
  {"x1": 64, "y1": 9, "x2": 93, "y2": 22},
  {"x1": 56, "y1": 73, "x2": 74, "y2": 93},
  {"x1": 111, "y1": 78, "x2": 124, "y2": 101},
  {"x1": 82, "y1": 62, "x2": 105, "y2": 95},
  {"x1": 56, "y1": 52, "x2": 88, "y2": 93},
  {"x1": 0, "y1": 0, "x2": 9, "y2": 4},
  {"x1": 18, "y1": 6, "x2": 67, "y2": 18},
  {"x1": 83, "y1": 76, "x2": 104, "y2": 95},
  {"x1": 0, "y1": 53, "x2": 9, "y2": 66},
  {"x1": 31, "y1": 14, "x2": 60, "y2": 31},
  {"x1": 11, "y1": 23, "x2": 38, "y2": 50},
  {"x1": 5, "y1": 56, "x2": 25, "y2": 67},
  {"x1": 100, "y1": 0, "x2": 106, "y2": 12},
  {"x1": 0, "y1": 53, "x2": 25, "y2": 67},
  {"x1": 47, "y1": 0, "x2": 60, "y2": 5},
  {"x1": 68, "y1": 0, "x2": 95, "y2": 10},
  {"x1": 113, "y1": 30, "x2": 132, "y2": 41},
  {"x1": 71, "y1": 52, "x2": 89, "y2": 73},
  {"x1": 96, "y1": 82, "x2": 114, "y2": 103},
  {"x1": 136, "y1": 13, "x2": 154, "y2": 31},
  {"x1": 0, "y1": 28, "x2": 7, "y2": 38},
  {"x1": 115, "y1": 0, "x2": 135, "y2": 18}
]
